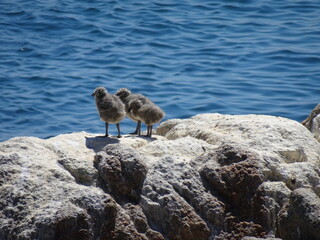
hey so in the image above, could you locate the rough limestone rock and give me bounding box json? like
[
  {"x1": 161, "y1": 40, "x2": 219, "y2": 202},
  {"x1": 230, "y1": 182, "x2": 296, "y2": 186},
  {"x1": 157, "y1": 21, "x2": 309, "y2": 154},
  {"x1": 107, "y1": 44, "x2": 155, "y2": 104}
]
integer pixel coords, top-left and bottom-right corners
[
  {"x1": 277, "y1": 188, "x2": 320, "y2": 240},
  {"x1": 0, "y1": 133, "x2": 158, "y2": 240},
  {"x1": 0, "y1": 133, "x2": 117, "y2": 240},
  {"x1": 302, "y1": 103, "x2": 320, "y2": 142},
  {"x1": 1, "y1": 113, "x2": 320, "y2": 240},
  {"x1": 94, "y1": 144, "x2": 148, "y2": 202}
]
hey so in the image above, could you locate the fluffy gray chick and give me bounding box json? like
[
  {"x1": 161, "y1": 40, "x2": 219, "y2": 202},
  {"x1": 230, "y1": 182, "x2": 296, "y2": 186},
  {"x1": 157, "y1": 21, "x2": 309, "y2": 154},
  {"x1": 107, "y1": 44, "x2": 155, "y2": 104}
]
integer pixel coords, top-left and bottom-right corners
[
  {"x1": 115, "y1": 88, "x2": 152, "y2": 134},
  {"x1": 92, "y1": 87, "x2": 125, "y2": 138},
  {"x1": 129, "y1": 100, "x2": 165, "y2": 137}
]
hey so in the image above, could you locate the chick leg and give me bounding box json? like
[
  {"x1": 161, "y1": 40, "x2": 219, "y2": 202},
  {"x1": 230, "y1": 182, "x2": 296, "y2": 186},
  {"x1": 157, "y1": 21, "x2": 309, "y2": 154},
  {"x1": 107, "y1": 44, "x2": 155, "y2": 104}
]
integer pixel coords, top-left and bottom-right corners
[
  {"x1": 147, "y1": 125, "x2": 153, "y2": 137},
  {"x1": 130, "y1": 121, "x2": 141, "y2": 135},
  {"x1": 116, "y1": 123, "x2": 121, "y2": 138},
  {"x1": 104, "y1": 122, "x2": 109, "y2": 137},
  {"x1": 138, "y1": 121, "x2": 142, "y2": 136}
]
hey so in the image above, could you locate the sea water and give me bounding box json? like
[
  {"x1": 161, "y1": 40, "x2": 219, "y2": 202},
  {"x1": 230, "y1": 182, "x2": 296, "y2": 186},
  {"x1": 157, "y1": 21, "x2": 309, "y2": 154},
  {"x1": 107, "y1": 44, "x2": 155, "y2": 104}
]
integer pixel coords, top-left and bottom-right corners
[{"x1": 0, "y1": 0, "x2": 319, "y2": 141}]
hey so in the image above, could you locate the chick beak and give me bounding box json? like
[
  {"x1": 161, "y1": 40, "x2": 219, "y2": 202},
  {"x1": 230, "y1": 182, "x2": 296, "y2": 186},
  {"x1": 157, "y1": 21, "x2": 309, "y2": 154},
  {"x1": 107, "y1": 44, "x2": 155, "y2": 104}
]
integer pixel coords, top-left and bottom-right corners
[{"x1": 91, "y1": 92, "x2": 95, "y2": 96}]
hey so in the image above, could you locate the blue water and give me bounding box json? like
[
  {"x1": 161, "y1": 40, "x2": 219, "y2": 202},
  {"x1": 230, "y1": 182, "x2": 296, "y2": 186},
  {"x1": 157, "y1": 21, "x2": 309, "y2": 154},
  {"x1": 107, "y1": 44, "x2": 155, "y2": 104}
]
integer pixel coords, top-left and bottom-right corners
[{"x1": 1, "y1": 0, "x2": 320, "y2": 142}]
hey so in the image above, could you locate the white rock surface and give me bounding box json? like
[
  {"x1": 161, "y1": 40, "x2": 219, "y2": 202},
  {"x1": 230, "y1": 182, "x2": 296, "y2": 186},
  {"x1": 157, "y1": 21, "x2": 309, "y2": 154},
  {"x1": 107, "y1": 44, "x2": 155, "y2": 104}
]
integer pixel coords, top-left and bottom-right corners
[
  {"x1": 1, "y1": 113, "x2": 320, "y2": 240},
  {"x1": 156, "y1": 114, "x2": 320, "y2": 190}
]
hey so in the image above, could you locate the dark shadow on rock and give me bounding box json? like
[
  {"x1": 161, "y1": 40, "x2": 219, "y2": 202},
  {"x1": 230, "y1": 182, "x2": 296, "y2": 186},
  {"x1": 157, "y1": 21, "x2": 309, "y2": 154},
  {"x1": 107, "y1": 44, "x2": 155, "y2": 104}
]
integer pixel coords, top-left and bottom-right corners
[{"x1": 85, "y1": 136, "x2": 120, "y2": 153}]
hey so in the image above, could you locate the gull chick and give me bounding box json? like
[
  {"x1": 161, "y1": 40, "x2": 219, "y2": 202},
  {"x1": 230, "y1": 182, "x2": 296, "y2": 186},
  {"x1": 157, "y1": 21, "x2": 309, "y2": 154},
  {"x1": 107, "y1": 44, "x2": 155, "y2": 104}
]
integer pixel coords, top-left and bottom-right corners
[
  {"x1": 92, "y1": 87, "x2": 125, "y2": 138},
  {"x1": 115, "y1": 88, "x2": 152, "y2": 134},
  {"x1": 129, "y1": 100, "x2": 165, "y2": 137}
]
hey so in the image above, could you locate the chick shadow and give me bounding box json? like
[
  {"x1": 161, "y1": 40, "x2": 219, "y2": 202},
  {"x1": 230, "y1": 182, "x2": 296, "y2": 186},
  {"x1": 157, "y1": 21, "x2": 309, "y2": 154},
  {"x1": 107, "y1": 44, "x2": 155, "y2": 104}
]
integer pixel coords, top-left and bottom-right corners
[{"x1": 85, "y1": 135, "x2": 120, "y2": 153}]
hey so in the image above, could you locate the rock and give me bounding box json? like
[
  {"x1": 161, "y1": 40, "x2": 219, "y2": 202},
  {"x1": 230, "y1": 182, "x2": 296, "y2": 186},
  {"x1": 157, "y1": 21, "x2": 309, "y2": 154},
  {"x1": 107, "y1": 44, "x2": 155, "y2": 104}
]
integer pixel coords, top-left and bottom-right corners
[
  {"x1": 277, "y1": 188, "x2": 320, "y2": 240},
  {"x1": 139, "y1": 137, "x2": 225, "y2": 236},
  {"x1": 0, "y1": 136, "x2": 118, "y2": 239},
  {"x1": 57, "y1": 157, "x2": 97, "y2": 186},
  {"x1": 241, "y1": 237, "x2": 282, "y2": 240},
  {"x1": 94, "y1": 143, "x2": 148, "y2": 202},
  {"x1": 157, "y1": 114, "x2": 320, "y2": 190},
  {"x1": 302, "y1": 103, "x2": 320, "y2": 141},
  {"x1": 0, "y1": 132, "x2": 153, "y2": 240},
  {"x1": 155, "y1": 114, "x2": 320, "y2": 239},
  {"x1": 85, "y1": 135, "x2": 154, "y2": 152},
  {"x1": 252, "y1": 182, "x2": 291, "y2": 233},
  {"x1": 158, "y1": 114, "x2": 320, "y2": 162},
  {"x1": 199, "y1": 144, "x2": 268, "y2": 218},
  {"x1": 123, "y1": 203, "x2": 165, "y2": 240},
  {"x1": 217, "y1": 220, "x2": 267, "y2": 240},
  {"x1": 198, "y1": 145, "x2": 269, "y2": 239},
  {"x1": 140, "y1": 156, "x2": 213, "y2": 240},
  {"x1": 1, "y1": 114, "x2": 320, "y2": 240},
  {"x1": 103, "y1": 206, "x2": 149, "y2": 240}
]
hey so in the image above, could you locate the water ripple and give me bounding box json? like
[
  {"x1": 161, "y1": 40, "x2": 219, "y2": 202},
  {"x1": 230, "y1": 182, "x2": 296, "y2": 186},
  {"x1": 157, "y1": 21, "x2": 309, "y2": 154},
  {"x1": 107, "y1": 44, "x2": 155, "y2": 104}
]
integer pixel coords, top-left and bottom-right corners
[{"x1": 0, "y1": 0, "x2": 319, "y2": 141}]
